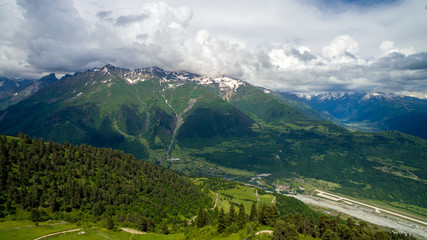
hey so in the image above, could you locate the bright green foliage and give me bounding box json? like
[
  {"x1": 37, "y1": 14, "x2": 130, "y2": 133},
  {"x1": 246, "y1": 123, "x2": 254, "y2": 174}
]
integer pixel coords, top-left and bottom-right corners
[
  {"x1": 0, "y1": 220, "x2": 78, "y2": 240},
  {"x1": 273, "y1": 220, "x2": 298, "y2": 240},
  {"x1": 275, "y1": 194, "x2": 314, "y2": 217},
  {"x1": 0, "y1": 134, "x2": 210, "y2": 225}
]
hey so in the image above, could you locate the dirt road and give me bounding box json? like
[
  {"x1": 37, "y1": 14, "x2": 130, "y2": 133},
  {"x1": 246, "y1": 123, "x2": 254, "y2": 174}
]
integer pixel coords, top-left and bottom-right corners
[
  {"x1": 255, "y1": 230, "x2": 273, "y2": 235},
  {"x1": 33, "y1": 228, "x2": 83, "y2": 240},
  {"x1": 211, "y1": 192, "x2": 219, "y2": 210},
  {"x1": 119, "y1": 227, "x2": 146, "y2": 234}
]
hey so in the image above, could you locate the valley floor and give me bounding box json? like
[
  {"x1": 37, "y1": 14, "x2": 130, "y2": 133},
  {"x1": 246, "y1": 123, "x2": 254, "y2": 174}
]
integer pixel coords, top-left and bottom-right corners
[{"x1": 288, "y1": 192, "x2": 427, "y2": 239}]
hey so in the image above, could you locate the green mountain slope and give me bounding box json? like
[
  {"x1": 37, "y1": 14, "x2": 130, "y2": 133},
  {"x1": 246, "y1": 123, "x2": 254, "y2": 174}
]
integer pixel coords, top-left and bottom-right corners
[
  {"x1": 0, "y1": 134, "x2": 211, "y2": 225},
  {"x1": 0, "y1": 65, "x2": 426, "y2": 216}
]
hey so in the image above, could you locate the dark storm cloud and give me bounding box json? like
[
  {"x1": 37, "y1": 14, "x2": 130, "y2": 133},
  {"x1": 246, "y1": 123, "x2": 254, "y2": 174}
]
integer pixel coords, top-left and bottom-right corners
[
  {"x1": 289, "y1": 48, "x2": 316, "y2": 62},
  {"x1": 17, "y1": 0, "x2": 87, "y2": 43},
  {"x1": 373, "y1": 53, "x2": 427, "y2": 71},
  {"x1": 97, "y1": 11, "x2": 112, "y2": 19},
  {"x1": 115, "y1": 13, "x2": 149, "y2": 26}
]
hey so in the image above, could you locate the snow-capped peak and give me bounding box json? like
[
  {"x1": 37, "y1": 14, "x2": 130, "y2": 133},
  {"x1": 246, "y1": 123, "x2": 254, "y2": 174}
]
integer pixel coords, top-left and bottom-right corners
[
  {"x1": 213, "y1": 76, "x2": 245, "y2": 93},
  {"x1": 90, "y1": 65, "x2": 246, "y2": 92},
  {"x1": 137, "y1": 67, "x2": 246, "y2": 92},
  {"x1": 361, "y1": 92, "x2": 395, "y2": 101},
  {"x1": 297, "y1": 91, "x2": 426, "y2": 102}
]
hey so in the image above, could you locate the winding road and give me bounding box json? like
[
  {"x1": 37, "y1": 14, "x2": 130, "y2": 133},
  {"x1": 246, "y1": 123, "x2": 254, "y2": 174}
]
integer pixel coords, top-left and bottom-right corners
[{"x1": 211, "y1": 192, "x2": 219, "y2": 210}]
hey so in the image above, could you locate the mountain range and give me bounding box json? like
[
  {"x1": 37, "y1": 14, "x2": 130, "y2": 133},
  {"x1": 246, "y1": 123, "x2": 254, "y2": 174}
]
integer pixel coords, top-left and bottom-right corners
[
  {"x1": 280, "y1": 91, "x2": 427, "y2": 140},
  {"x1": 0, "y1": 74, "x2": 58, "y2": 110},
  {"x1": 0, "y1": 65, "x2": 426, "y2": 217}
]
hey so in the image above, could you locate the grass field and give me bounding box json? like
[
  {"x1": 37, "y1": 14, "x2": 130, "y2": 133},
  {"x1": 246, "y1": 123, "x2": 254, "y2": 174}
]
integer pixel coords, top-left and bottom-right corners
[
  {"x1": 0, "y1": 221, "x2": 278, "y2": 240},
  {"x1": 0, "y1": 220, "x2": 77, "y2": 240},
  {"x1": 44, "y1": 228, "x2": 185, "y2": 240},
  {"x1": 216, "y1": 185, "x2": 276, "y2": 215},
  {"x1": 0, "y1": 220, "x2": 185, "y2": 240}
]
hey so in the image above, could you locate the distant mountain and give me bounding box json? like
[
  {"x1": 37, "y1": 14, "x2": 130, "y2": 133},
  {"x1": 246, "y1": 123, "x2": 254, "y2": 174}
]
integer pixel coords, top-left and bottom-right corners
[
  {"x1": 0, "y1": 65, "x2": 426, "y2": 215},
  {"x1": 281, "y1": 91, "x2": 427, "y2": 140},
  {"x1": 0, "y1": 74, "x2": 58, "y2": 110},
  {"x1": 0, "y1": 65, "x2": 310, "y2": 159}
]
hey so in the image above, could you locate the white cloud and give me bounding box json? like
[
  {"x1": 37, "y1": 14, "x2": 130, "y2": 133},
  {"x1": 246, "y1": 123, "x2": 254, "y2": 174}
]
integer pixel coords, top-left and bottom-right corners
[
  {"x1": 178, "y1": 30, "x2": 256, "y2": 77},
  {"x1": 0, "y1": 0, "x2": 426, "y2": 96},
  {"x1": 322, "y1": 35, "x2": 360, "y2": 65},
  {"x1": 380, "y1": 41, "x2": 415, "y2": 56}
]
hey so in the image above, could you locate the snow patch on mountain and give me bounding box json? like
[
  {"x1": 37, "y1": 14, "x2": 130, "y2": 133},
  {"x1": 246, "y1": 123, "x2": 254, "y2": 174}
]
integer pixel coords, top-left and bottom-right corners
[
  {"x1": 91, "y1": 65, "x2": 247, "y2": 92},
  {"x1": 361, "y1": 92, "x2": 397, "y2": 101},
  {"x1": 167, "y1": 82, "x2": 186, "y2": 89},
  {"x1": 214, "y1": 76, "x2": 244, "y2": 93},
  {"x1": 123, "y1": 71, "x2": 148, "y2": 84},
  {"x1": 298, "y1": 91, "x2": 427, "y2": 101}
]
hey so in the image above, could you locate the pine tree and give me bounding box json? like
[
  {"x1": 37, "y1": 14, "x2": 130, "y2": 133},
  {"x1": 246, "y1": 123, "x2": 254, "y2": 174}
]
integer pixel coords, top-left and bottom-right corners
[
  {"x1": 274, "y1": 221, "x2": 298, "y2": 240},
  {"x1": 307, "y1": 215, "x2": 315, "y2": 237},
  {"x1": 321, "y1": 229, "x2": 339, "y2": 240},
  {"x1": 212, "y1": 206, "x2": 219, "y2": 224},
  {"x1": 106, "y1": 216, "x2": 114, "y2": 230},
  {"x1": 217, "y1": 208, "x2": 226, "y2": 233},
  {"x1": 260, "y1": 204, "x2": 278, "y2": 226},
  {"x1": 228, "y1": 204, "x2": 236, "y2": 224},
  {"x1": 346, "y1": 217, "x2": 356, "y2": 229},
  {"x1": 249, "y1": 202, "x2": 257, "y2": 222},
  {"x1": 319, "y1": 215, "x2": 331, "y2": 236},
  {"x1": 238, "y1": 203, "x2": 247, "y2": 229},
  {"x1": 196, "y1": 207, "x2": 208, "y2": 228},
  {"x1": 30, "y1": 208, "x2": 41, "y2": 225}
]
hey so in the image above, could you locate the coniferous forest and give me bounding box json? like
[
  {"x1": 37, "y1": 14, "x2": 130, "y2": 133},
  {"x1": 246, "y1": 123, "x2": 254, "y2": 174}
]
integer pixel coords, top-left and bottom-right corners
[{"x1": 0, "y1": 134, "x2": 211, "y2": 228}]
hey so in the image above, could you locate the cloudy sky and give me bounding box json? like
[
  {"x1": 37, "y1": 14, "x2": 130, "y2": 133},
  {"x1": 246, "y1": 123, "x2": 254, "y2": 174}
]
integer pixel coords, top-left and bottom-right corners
[{"x1": 1, "y1": 0, "x2": 426, "y2": 96}]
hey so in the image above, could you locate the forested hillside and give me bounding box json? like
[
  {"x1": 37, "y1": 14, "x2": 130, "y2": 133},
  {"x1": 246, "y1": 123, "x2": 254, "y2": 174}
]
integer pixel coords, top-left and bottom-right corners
[{"x1": 0, "y1": 134, "x2": 211, "y2": 227}]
